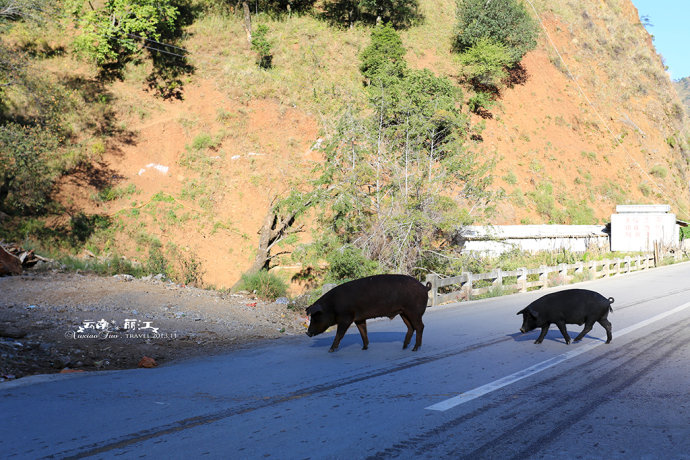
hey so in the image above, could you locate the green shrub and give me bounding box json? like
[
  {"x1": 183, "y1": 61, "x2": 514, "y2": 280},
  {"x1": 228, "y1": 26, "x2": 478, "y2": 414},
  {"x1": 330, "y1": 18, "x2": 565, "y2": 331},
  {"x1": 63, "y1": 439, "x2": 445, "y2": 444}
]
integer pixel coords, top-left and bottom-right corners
[
  {"x1": 359, "y1": 23, "x2": 407, "y2": 83},
  {"x1": 191, "y1": 132, "x2": 214, "y2": 150},
  {"x1": 146, "y1": 242, "x2": 169, "y2": 276},
  {"x1": 468, "y1": 90, "x2": 496, "y2": 114},
  {"x1": 453, "y1": 0, "x2": 539, "y2": 65},
  {"x1": 238, "y1": 270, "x2": 288, "y2": 301},
  {"x1": 251, "y1": 24, "x2": 274, "y2": 69},
  {"x1": 326, "y1": 246, "x2": 379, "y2": 282},
  {"x1": 177, "y1": 253, "x2": 204, "y2": 287},
  {"x1": 503, "y1": 171, "x2": 518, "y2": 185},
  {"x1": 639, "y1": 182, "x2": 651, "y2": 197},
  {"x1": 458, "y1": 37, "x2": 512, "y2": 88},
  {"x1": 649, "y1": 165, "x2": 667, "y2": 179},
  {"x1": 679, "y1": 226, "x2": 690, "y2": 241}
]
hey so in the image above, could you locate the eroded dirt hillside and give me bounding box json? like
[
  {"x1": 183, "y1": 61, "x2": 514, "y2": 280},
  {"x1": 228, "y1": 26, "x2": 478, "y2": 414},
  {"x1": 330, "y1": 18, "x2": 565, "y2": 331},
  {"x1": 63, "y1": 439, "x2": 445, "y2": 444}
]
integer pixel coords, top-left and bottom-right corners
[{"x1": 51, "y1": 0, "x2": 690, "y2": 289}]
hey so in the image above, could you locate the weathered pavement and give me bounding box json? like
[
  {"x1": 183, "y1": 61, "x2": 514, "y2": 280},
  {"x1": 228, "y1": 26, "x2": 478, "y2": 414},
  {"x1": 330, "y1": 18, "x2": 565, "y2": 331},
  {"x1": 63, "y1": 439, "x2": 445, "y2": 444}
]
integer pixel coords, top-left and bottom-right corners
[{"x1": 3, "y1": 262, "x2": 690, "y2": 459}]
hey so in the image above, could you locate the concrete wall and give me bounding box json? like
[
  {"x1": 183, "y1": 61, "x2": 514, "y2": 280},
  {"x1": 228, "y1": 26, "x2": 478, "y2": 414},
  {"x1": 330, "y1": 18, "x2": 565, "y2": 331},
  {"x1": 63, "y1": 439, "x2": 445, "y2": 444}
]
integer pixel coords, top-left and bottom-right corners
[{"x1": 455, "y1": 225, "x2": 609, "y2": 256}]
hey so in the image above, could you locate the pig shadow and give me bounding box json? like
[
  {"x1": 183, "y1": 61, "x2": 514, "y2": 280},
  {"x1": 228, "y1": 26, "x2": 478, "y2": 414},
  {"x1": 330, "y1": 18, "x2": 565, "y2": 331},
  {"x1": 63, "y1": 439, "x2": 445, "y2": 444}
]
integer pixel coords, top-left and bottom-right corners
[
  {"x1": 309, "y1": 332, "x2": 407, "y2": 349},
  {"x1": 508, "y1": 329, "x2": 607, "y2": 344}
]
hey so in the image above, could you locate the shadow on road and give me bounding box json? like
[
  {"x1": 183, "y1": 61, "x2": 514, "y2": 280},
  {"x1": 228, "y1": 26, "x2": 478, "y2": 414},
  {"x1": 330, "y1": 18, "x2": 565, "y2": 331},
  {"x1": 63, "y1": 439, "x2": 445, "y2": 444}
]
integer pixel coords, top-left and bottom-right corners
[
  {"x1": 308, "y1": 331, "x2": 407, "y2": 349},
  {"x1": 507, "y1": 330, "x2": 607, "y2": 344}
]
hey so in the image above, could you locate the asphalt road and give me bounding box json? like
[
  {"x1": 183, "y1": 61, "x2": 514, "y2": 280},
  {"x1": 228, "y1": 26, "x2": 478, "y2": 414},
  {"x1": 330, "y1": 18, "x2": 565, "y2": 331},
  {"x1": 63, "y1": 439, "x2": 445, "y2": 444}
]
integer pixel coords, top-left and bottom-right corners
[{"x1": 3, "y1": 262, "x2": 690, "y2": 459}]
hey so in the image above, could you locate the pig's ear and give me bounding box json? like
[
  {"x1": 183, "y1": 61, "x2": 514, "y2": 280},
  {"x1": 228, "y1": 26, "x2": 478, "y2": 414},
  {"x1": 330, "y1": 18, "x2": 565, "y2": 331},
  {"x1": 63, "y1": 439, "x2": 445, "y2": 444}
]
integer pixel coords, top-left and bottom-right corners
[
  {"x1": 516, "y1": 308, "x2": 526, "y2": 315},
  {"x1": 306, "y1": 304, "x2": 323, "y2": 315},
  {"x1": 527, "y1": 307, "x2": 539, "y2": 319}
]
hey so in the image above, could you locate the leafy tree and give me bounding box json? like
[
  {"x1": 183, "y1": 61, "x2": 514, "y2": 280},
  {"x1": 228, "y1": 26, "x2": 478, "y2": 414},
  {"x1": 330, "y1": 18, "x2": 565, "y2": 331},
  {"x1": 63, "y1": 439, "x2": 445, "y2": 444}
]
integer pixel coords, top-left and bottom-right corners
[
  {"x1": 322, "y1": 0, "x2": 421, "y2": 28},
  {"x1": 453, "y1": 0, "x2": 538, "y2": 65},
  {"x1": 67, "y1": 0, "x2": 180, "y2": 79},
  {"x1": 0, "y1": 123, "x2": 60, "y2": 213},
  {"x1": 358, "y1": 0, "x2": 420, "y2": 28},
  {"x1": 251, "y1": 0, "x2": 316, "y2": 15},
  {"x1": 297, "y1": 25, "x2": 496, "y2": 277}
]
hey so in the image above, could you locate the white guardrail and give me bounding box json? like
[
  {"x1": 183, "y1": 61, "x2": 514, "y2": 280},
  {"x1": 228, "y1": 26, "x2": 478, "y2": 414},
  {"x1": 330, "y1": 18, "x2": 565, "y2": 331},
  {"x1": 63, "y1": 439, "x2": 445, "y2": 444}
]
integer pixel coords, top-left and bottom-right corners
[{"x1": 424, "y1": 254, "x2": 665, "y2": 307}]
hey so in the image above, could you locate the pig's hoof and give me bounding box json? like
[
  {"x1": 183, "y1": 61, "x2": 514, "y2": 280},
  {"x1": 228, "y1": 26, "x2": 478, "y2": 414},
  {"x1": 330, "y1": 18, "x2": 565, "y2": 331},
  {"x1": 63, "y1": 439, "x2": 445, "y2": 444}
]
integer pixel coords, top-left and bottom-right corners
[
  {"x1": 328, "y1": 348, "x2": 337, "y2": 353},
  {"x1": 412, "y1": 346, "x2": 420, "y2": 351},
  {"x1": 534, "y1": 340, "x2": 542, "y2": 344},
  {"x1": 362, "y1": 345, "x2": 368, "y2": 350}
]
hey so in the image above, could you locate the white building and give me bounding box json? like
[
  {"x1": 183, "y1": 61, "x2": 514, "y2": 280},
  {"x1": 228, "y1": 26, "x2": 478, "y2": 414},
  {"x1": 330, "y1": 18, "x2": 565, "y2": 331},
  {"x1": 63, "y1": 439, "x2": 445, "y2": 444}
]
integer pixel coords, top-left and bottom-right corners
[
  {"x1": 456, "y1": 204, "x2": 686, "y2": 256},
  {"x1": 610, "y1": 204, "x2": 680, "y2": 252}
]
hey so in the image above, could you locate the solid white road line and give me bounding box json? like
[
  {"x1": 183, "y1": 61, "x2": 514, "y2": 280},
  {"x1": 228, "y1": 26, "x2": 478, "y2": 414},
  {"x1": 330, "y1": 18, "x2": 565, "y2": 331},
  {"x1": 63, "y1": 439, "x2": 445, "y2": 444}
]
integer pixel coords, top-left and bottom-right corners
[{"x1": 426, "y1": 301, "x2": 690, "y2": 412}]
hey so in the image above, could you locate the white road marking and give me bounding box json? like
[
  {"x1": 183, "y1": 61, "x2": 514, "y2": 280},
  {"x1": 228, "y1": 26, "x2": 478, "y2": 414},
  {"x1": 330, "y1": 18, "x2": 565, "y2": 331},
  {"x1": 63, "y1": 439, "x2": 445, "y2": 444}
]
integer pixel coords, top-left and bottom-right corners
[{"x1": 426, "y1": 301, "x2": 690, "y2": 412}]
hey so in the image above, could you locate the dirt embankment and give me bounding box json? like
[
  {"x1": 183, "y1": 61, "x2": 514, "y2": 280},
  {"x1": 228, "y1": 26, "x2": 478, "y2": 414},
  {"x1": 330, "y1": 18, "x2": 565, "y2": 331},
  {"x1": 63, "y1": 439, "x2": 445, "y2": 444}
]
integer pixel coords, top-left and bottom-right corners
[{"x1": 0, "y1": 272, "x2": 309, "y2": 382}]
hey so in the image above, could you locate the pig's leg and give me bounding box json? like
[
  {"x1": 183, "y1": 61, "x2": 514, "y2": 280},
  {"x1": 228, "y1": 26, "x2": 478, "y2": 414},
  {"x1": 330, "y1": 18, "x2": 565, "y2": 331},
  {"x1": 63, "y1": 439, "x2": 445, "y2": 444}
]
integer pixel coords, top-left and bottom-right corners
[
  {"x1": 535, "y1": 325, "x2": 550, "y2": 344},
  {"x1": 402, "y1": 313, "x2": 424, "y2": 351},
  {"x1": 411, "y1": 320, "x2": 424, "y2": 351},
  {"x1": 573, "y1": 321, "x2": 595, "y2": 342},
  {"x1": 355, "y1": 320, "x2": 369, "y2": 350},
  {"x1": 555, "y1": 321, "x2": 571, "y2": 344},
  {"x1": 598, "y1": 318, "x2": 613, "y2": 344},
  {"x1": 400, "y1": 314, "x2": 414, "y2": 349},
  {"x1": 329, "y1": 320, "x2": 352, "y2": 352}
]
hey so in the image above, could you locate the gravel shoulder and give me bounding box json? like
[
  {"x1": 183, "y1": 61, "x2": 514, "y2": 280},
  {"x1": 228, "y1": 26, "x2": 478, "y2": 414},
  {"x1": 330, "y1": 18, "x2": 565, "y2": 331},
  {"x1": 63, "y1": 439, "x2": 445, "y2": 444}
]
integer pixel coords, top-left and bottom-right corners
[{"x1": 0, "y1": 272, "x2": 308, "y2": 382}]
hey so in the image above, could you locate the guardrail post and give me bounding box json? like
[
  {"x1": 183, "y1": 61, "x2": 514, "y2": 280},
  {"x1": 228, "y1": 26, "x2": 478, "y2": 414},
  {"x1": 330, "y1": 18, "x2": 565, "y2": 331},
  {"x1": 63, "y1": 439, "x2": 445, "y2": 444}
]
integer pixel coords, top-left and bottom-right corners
[
  {"x1": 624, "y1": 256, "x2": 630, "y2": 273},
  {"x1": 539, "y1": 265, "x2": 547, "y2": 289},
  {"x1": 492, "y1": 269, "x2": 502, "y2": 290},
  {"x1": 462, "y1": 272, "x2": 472, "y2": 300},
  {"x1": 518, "y1": 268, "x2": 527, "y2": 293},
  {"x1": 589, "y1": 260, "x2": 597, "y2": 278},
  {"x1": 425, "y1": 274, "x2": 438, "y2": 307},
  {"x1": 558, "y1": 263, "x2": 567, "y2": 283},
  {"x1": 574, "y1": 262, "x2": 583, "y2": 276}
]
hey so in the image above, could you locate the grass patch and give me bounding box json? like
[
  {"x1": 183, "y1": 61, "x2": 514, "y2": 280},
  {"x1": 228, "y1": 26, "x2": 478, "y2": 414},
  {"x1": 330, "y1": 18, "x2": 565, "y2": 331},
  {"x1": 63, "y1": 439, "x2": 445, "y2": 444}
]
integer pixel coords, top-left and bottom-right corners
[
  {"x1": 236, "y1": 270, "x2": 288, "y2": 301},
  {"x1": 93, "y1": 184, "x2": 138, "y2": 202}
]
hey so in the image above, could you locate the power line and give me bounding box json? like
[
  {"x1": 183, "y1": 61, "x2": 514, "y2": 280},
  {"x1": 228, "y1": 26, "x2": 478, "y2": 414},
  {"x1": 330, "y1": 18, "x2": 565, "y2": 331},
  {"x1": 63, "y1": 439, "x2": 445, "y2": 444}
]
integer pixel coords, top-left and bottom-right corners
[
  {"x1": 141, "y1": 44, "x2": 188, "y2": 59},
  {"x1": 126, "y1": 33, "x2": 190, "y2": 54}
]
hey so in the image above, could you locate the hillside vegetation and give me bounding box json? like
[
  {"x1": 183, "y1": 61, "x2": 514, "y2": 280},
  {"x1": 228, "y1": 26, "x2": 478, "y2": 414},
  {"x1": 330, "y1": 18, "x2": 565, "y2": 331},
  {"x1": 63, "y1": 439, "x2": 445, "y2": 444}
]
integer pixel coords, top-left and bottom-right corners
[
  {"x1": 676, "y1": 77, "x2": 690, "y2": 115},
  {"x1": 1, "y1": 0, "x2": 689, "y2": 290}
]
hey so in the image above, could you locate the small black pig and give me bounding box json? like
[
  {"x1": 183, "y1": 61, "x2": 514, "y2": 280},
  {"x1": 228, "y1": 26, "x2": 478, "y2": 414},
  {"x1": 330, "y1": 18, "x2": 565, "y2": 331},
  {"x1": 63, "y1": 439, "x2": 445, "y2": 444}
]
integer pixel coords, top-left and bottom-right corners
[
  {"x1": 517, "y1": 288, "x2": 614, "y2": 344},
  {"x1": 306, "y1": 274, "x2": 431, "y2": 352}
]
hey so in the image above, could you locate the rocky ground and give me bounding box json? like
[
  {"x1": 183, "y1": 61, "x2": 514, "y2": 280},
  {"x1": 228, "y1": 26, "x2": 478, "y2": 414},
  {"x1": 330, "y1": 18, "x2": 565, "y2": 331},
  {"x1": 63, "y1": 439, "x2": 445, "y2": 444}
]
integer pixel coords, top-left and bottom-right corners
[{"x1": 0, "y1": 271, "x2": 309, "y2": 382}]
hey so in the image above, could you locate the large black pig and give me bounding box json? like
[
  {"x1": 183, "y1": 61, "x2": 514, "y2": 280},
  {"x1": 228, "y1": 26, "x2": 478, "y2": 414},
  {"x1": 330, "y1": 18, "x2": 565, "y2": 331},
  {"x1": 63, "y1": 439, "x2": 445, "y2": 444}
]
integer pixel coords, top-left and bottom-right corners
[
  {"x1": 517, "y1": 288, "x2": 614, "y2": 344},
  {"x1": 306, "y1": 274, "x2": 431, "y2": 352}
]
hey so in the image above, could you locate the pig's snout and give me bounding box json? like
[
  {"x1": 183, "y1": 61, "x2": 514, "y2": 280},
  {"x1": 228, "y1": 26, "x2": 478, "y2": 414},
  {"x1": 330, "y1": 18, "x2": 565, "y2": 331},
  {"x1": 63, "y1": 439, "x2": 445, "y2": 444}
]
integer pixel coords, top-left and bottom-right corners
[{"x1": 520, "y1": 327, "x2": 526, "y2": 334}]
